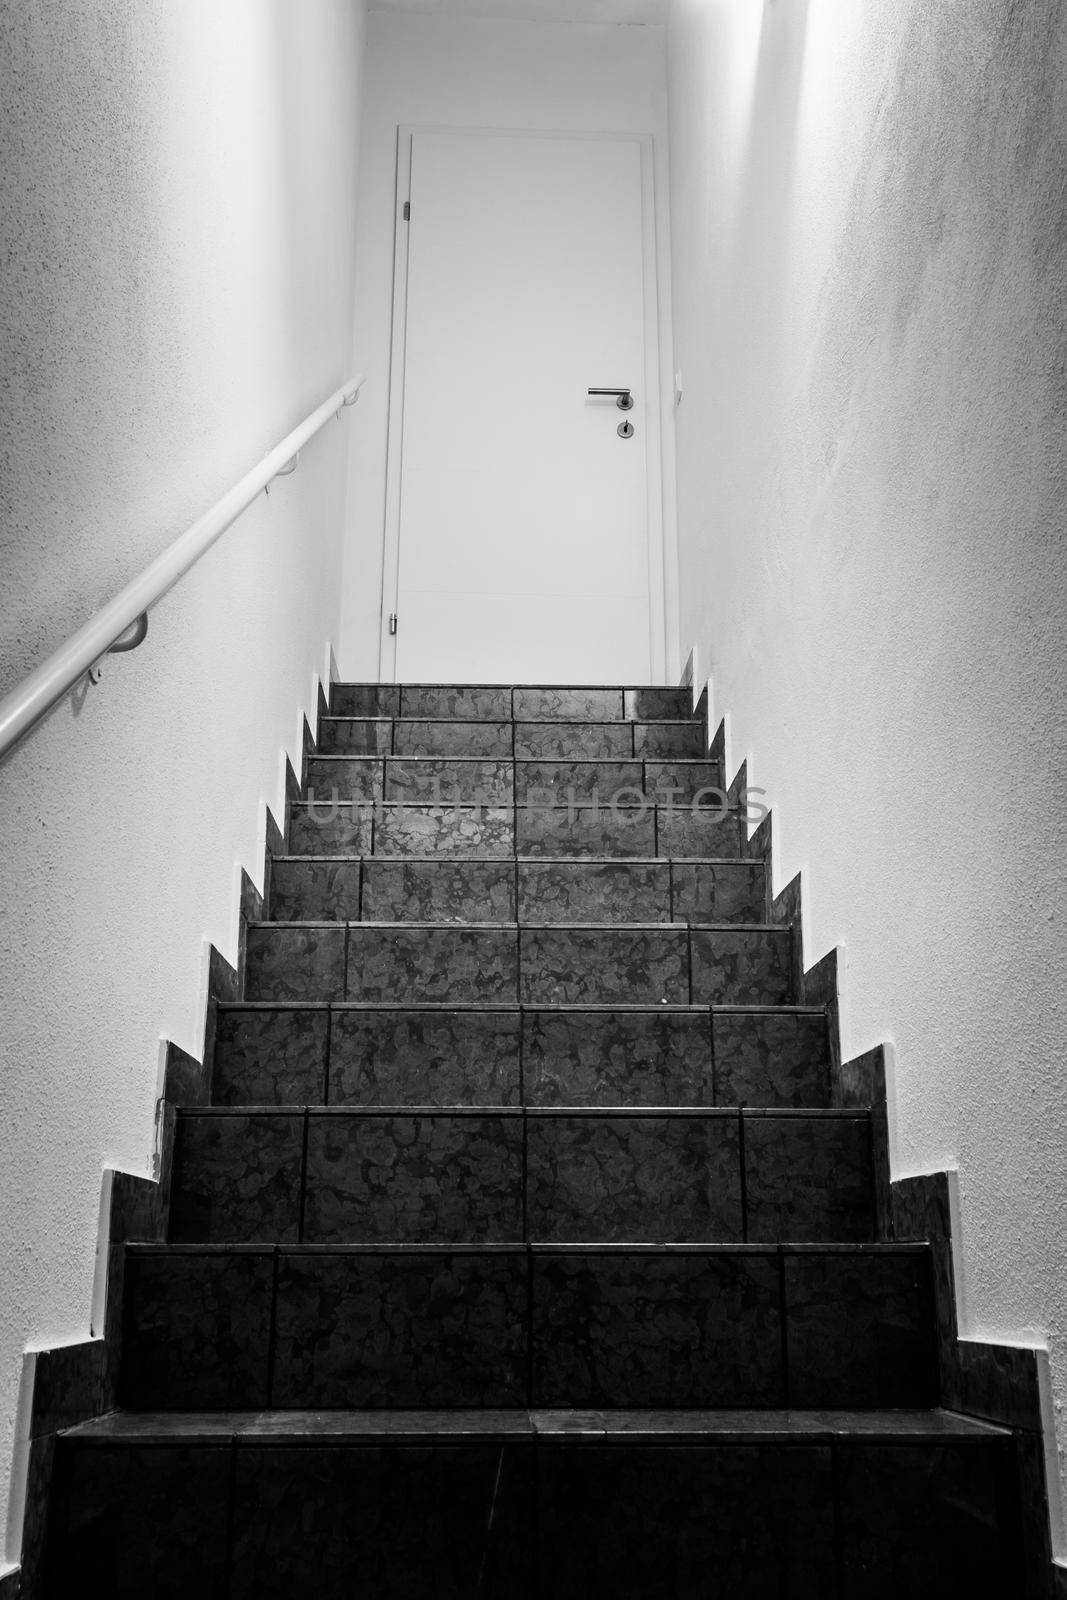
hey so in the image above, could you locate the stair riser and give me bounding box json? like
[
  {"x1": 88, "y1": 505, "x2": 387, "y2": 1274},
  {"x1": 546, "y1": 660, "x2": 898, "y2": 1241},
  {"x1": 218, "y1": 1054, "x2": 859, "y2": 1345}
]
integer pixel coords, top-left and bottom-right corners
[
  {"x1": 306, "y1": 757, "x2": 726, "y2": 806},
  {"x1": 47, "y1": 1433, "x2": 1019, "y2": 1600},
  {"x1": 169, "y1": 1111, "x2": 874, "y2": 1246},
  {"x1": 319, "y1": 719, "x2": 709, "y2": 759},
  {"x1": 211, "y1": 1006, "x2": 831, "y2": 1110},
  {"x1": 244, "y1": 925, "x2": 794, "y2": 1006},
  {"x1": 120, "y1": 1247, "x2": 936, "y2": 1411},
  {"x1": 287, "y1": 803, "x2": 749, "y2": 859},
  {"x1": 269, "y1": 859, "x2": 768, "y2": 924},
  {"x1": 330, "y1": 686, "x2": 696, "y2": 721}
]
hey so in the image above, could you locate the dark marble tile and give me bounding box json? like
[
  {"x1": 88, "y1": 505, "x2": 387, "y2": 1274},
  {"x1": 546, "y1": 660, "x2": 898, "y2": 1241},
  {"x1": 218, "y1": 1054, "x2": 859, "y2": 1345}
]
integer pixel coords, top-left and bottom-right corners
[
  {"x1": 632, "y1": 721, "x2": 706, "y2": 757},
  {"x1": 400, "y1": 686, "x2": 512, "y2": 720},
  {"x1": 46, "y1": 1442, "x2": 231, "y2": 1599},
  {"x1": 744, "y1": 1114, "x2": 874, "y2": 1242},
  {"x1": 271, "y1": 1250, "x2": 527, "y2": 1407},
  {"x1": 392, "y1": 719, "x2": 512, "y2": 756},
  {"x1": 374, "y1": 803, "x2": 514, "y2": 857},
  {"x1": 317, "y1": 717, "x2": 393, "y2": 754},
  {"x1": 230, "y1": 1443, "x2": 532, "y2": 1600},
  {"x1": 212, "y1": 1006, "x2": 328, "y2": 1106},
  {"x1": 671, "y1": 862, "x2": 767, "y2": 922},
  {"x1": 169, "y1": 1113, "x2": 303, "y2": 1244},
  {"x1": 303, "y1": 1114, "x2": 523, "y2": 1243},
  {"x1": 306, "y1": 756, "x2": 384, "y2": 804},
  {"x1": 244, "y1": 926, "x2": 346, "y2": 1001},
  {"x1": 952, "y1": 1341, "x2": 1046, "y2": 1433},
  {"x1": 625, "y1": 688, "x2": 693, "y2": 720},
  {"x1": 520, "y1": 927, "x2": 688, "y2": 1005},
  {"x1": 527, "y1": 1114, "x2": 742, "y2": 1243},
  {"x1": 713, "y1": 1010, "x2": 831, "y2": 1106},
  {"x1": 15, "y1": 1431, "x2": 53, "y2": 1600},
  {"x1": 269, "y1": 860, "x2": 361, "y2": 920},
  {"x1": 517, "y1": 861, "x2": 669, "y2": 924},
  {"x1": 331, "y1": 685, "x2": 400, "y2": 717},
  {"x1": 838, "y1": 1440, "x2": 1020, "y2": 1599},
  {"x1": 524, "y1": 1009, "x2": 711, "y2": 1106},
  {"x1": 329, "y1": 1009, "x2": 521, "y2": 1106},
  {"x1": 514, "y1": 722, "x2": 633, "y2": 759},
  {"x1": 385, "y1": 757, "x2": 513, "y2": 806},
  {"x1": 1013, "y1": 1426, "x2": 1054, "y2": 1600},
  {"x1": 532, "y1": 1250, "x2": 783, "y2": 1407},
  {"x1": 516, "y1": 804, "x2": 655, "y2": 859},
  {"x1": 690, "y1": 927, "x2": 794, "y2": 1004},
  {"x1": 287, "y1": 801, "x2": 372, "y2": 856},
  {"x1": 537, "y1": 1442, "x2": 835, "y2": 1599},
  {"x1": 657, "y1": 806, "x2": 745, "y2": 858},
  {"x1": 516, "y1": 759, "x2": 643, "y2": 807},
  {"x1": 784, "y1": 1249, "x2": 937, "y2": 1407},
  {"x1": 644, "y1": 760, "x2": 724, "y2": 803},
  {"x1": 362, "y1": 860, "x2": 515, "y2": 923},
  {"x1": 28, "y1": 1341, "x2": 104, "y2": 1438},
  {"x1": 109, "y1": 1166, "x2": 169, "y2": 1243},
  {"x1": 514, "y1": 688, "x2": 623, "y2": 721},
  {"x1": 346, "y1": 927, "x2": 517, "y2": 1003},
  {"x1": 121, "y1": 1247, "x2": 273, "y2": 1408}
]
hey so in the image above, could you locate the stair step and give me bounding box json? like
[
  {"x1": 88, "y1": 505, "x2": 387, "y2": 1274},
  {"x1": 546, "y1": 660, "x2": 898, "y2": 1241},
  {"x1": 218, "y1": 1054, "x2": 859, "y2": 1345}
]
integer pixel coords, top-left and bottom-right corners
[
  {"x1": 286, "y1": 800, "x2": 750, "y2": 859},
  {"x1": 119, "y1": 1242, "x2": 935, "y2": 1412},
  {"x1": 304, "y1": 755, "x2": 726, "y2": 807},
  {"x1": 244, "y1": 922, "x2": 794, "y2": 1006},
  {"x1": 60, "y1": 1404, "x2": 1010, "y2": 1446},
  {"x1": 48, "y1": 1408, "x2": 1019, "y2": 1598},
  {"x1": 268, "y1": 856, "x2": 768, "y2": 924},
  {"x1": 318, "y1": 717, "x2": 709, "y2": 759},
  {"x1": 211, "y1": 1003, "x2": 831, "y2": 1110},
  {"x1": 329, "y1": 685, "x2": 698, "y2": 722},
  {"x1": 169, "y1": 1107, "x2": 874, "y2": 1247}
]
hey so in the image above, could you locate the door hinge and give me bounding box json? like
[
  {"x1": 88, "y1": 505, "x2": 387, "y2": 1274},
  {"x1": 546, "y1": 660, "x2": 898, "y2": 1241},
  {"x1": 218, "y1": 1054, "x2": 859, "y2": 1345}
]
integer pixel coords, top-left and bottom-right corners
[
  {"x1": 402, "y1": 201, "x2": 411, "y2": 221},
  {"x1": 388, "y1": 613, "x2": 398, "y2": 635}
]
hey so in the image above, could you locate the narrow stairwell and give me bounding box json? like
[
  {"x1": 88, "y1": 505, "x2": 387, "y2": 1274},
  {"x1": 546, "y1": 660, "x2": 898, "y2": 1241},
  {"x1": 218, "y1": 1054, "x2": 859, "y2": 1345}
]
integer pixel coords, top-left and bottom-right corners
[{"x1": 43, "y1": 684, "x2": 1024, "y2": 1597}]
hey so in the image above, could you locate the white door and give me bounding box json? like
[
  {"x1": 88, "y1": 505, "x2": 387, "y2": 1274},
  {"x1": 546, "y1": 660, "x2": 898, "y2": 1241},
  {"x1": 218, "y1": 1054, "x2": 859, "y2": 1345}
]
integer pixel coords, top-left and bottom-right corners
[{"x1": 380, "y1": 128, "x2": 664, "y2": 684}]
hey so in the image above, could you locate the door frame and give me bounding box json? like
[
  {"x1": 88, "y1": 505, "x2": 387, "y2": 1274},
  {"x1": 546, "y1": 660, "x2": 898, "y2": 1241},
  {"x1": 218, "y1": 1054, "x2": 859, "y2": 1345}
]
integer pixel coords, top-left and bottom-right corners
[{"x1": 376, "y1": 123, "x2": 668, "y2": 683}]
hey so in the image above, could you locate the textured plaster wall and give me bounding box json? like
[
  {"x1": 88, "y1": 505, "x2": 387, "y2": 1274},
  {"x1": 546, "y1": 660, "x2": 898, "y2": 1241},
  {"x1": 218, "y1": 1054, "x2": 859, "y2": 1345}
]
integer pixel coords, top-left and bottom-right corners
[
  {"x1": 668, "y1": 0, "x2": 1067, "y2": 1527},
  {"x1": 0, "y1": 0, "x2": 367, "y2": 1566},
  {"x1": 340, "y1": 9, "x2": 677, "y2": 678}
]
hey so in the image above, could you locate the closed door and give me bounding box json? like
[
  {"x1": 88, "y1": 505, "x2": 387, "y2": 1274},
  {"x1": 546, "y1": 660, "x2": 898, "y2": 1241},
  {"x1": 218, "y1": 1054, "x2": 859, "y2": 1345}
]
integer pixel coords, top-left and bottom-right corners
[{"x1": 381, "y1": 128, "x2": 663, "y2": 684}]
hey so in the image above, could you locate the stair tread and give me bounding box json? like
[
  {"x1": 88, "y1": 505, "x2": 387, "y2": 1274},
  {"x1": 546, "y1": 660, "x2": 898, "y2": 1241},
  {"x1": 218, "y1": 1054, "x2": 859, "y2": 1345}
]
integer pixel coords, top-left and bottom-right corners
[
  {"x1": 182, "y1": 1105, "x2": 863, "y2": 1119},
  {"x1": 62, "y1": 1407, "x2": 1007, "y2": 1445}
]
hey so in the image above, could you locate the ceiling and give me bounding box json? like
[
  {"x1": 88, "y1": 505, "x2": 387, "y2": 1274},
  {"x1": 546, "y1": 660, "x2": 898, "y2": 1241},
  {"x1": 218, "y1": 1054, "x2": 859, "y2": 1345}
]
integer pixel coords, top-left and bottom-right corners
[{"x1": 369, "y1": 0, "x2": 669, "y2": 24}]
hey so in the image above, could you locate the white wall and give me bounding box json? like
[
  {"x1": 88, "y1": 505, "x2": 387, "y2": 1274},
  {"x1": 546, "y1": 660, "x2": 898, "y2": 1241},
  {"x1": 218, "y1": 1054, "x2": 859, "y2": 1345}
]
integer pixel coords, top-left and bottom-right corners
[
  {"x1": 340, "y1": 8, "x2": 677, "y2": 679},
  {"x1": 668, "y1": 0, "x2": 1067, "y2": 1529},
  {"x1": 0, "y1": 0, "x2": 368, "y2": 1568}
]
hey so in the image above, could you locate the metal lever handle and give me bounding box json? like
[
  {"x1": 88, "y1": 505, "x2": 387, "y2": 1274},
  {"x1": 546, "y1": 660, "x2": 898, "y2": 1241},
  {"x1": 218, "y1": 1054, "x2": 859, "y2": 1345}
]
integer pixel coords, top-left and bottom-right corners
[{"x1": 588, "y1": 387, "x2": 634, "y2": 412}]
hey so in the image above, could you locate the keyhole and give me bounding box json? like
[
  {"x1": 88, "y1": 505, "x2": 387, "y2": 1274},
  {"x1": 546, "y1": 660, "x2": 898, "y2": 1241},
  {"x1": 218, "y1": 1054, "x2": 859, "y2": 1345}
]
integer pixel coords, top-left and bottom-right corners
[{"x1": 618, "y1": 420, "x2": 634, "y2": 440}]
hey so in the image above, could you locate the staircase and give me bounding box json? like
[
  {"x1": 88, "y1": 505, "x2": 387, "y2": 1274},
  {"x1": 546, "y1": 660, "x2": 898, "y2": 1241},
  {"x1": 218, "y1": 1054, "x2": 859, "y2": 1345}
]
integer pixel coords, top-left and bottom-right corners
[{"x1": 43, "y1": 684, "x2": 1024, "y2": 1597}]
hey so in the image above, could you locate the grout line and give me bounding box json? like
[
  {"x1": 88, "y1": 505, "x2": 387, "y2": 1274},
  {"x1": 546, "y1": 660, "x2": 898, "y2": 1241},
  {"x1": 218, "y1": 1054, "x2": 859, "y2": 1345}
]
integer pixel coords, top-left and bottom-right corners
[
  {"x1": 831, "y1": 1439, "x2": 845, "y2": 1599},
  {"x1": 778, "y1": 1247, "x2": 790, "y2": 1408},
  {"x1": 525, "y1": 1245, "x2": 535, "y2": 1409},
  {"x1": 297, "y1": 1110, "x2": 310, "y2": 1243},
  {"x1": 342, "y1": 922, "x2": 351, "y2": 1003},
  {"x1": 738, "y1": 1108, "x2": 749, "y2": 1242},
  {"x1": 265, "y1": 1247, "x2": 280, "y2": 1406},
  {"x1": 222, "y1": 1440, "x2": 239, "y2": 1595}
]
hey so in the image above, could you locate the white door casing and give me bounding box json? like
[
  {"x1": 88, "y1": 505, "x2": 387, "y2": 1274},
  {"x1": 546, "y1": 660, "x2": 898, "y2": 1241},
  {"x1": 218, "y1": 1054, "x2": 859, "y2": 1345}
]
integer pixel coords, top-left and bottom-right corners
[{"x1": 378, "y1": 127, "x2": 666, "y2": 684}]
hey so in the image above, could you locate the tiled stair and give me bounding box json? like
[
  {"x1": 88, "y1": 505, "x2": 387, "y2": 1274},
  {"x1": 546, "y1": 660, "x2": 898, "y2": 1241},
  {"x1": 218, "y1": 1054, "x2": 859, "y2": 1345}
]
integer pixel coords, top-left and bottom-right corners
[{"x1": 43, "y1": 685, "x2": 1024, "y2": 1597}]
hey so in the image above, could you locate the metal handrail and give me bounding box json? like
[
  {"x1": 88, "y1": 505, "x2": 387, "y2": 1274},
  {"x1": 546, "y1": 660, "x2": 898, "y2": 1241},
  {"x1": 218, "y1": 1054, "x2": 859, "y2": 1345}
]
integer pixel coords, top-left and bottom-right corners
[{"x1": 0, "y1": 374, "x2": 365, "y2": 761}]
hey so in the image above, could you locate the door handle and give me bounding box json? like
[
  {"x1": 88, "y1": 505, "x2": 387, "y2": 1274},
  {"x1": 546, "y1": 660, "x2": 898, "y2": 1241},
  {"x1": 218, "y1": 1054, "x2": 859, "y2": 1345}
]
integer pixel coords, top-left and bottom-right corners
[{"x1": 588, "y1": 387, "x2": 634, "y2": 412}]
